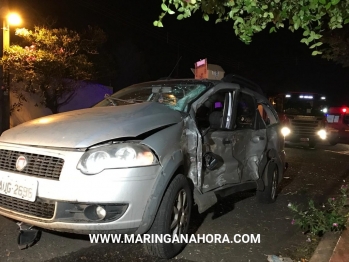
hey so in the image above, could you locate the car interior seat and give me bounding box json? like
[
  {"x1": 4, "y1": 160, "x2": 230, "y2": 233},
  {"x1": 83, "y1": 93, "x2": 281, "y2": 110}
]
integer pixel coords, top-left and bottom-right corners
[
  {"x1": 209, "y1": 111, "x2": 223, "y2": 129},
  {"x1": 208, "y1": 94, "x2": 225, "y2": 129}
]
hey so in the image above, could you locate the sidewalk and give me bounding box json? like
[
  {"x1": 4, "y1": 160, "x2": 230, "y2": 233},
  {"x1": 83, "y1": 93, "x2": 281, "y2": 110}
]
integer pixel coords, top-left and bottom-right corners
[
  {"x1": 309, "y1": 219, "x2": 349, "y2": 262},
  {"x1": 329, "y1": 226, "x2": 349, "y2": 262}
]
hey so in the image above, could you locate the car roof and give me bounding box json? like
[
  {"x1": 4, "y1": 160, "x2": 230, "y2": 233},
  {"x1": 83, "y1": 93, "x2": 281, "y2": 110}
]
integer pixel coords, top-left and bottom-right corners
[{"x1": 145, "y1": 75, "x2": 264, "y2": 95}]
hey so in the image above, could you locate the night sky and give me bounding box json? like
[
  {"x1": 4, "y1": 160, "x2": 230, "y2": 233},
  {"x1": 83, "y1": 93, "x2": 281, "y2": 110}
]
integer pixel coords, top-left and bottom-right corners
[{"x1": 6, "y1": 0, "x2": 349, "y2": 106}]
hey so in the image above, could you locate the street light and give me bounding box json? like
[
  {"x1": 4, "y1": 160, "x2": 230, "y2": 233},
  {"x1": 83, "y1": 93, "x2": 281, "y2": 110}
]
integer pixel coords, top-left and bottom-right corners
[
  {"x1": 0, "y1": 12, "x2": 21, "y2": 133},
  {"x1": 3, "y1": 13, "x2": 21, "y2": 52}
]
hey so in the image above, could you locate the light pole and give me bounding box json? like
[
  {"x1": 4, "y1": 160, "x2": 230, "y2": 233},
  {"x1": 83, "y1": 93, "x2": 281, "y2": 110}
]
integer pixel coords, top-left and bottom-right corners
[{"x1": 0, "y1": 13, "x2": 21, "y2": 133}]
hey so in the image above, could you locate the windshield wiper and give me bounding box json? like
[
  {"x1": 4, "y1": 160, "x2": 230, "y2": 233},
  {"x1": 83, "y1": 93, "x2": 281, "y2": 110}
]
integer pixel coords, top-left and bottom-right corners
[
  {"x1": 104, "y1": 94, "x2": 117, "y2": 106},
  {"x1": 104, "y1": 94, "x2": 144, "y2": 105}
]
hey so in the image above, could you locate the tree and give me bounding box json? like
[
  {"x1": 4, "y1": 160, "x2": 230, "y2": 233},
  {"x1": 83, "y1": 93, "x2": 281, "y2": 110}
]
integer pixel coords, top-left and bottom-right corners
[
  {"x1": 1, "y1": 26, "x2": 106, "y2": 113},
  {"x1": 155, "y1": 0, "x2": 349, "y2": 56},
  {"x1": 321, "y1": 24, "x2": 349, "y2": 66}
]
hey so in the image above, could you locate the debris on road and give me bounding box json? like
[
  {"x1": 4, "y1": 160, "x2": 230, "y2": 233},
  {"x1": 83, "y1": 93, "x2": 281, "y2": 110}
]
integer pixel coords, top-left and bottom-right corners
[{"x1": 267, "y1": 254, "x2": 293, "y2": 262}]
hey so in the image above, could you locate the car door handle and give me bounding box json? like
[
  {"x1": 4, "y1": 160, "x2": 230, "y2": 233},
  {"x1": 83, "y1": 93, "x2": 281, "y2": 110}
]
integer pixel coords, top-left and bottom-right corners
[{"x1": 259, "y1": 136, "x2": 265, "y2": 140}]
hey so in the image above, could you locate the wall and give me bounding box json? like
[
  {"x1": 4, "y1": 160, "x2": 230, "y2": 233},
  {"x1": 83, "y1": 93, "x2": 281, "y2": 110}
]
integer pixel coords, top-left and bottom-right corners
[{"x1": 10, "y1": 82, "x2": 113, "y2": 127}]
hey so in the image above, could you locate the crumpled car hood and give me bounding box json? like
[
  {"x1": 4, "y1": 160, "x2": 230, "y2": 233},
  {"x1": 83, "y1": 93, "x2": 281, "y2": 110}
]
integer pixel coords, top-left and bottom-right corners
[{"x1": 0, "y1": 102, "x2": 183, "y2": 148}]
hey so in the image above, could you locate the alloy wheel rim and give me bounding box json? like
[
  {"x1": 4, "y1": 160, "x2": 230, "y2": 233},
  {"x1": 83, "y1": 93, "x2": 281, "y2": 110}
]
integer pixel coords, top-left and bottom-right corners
[{"x1": 170, "y1": 189, "x2": 188, "y2": 237}]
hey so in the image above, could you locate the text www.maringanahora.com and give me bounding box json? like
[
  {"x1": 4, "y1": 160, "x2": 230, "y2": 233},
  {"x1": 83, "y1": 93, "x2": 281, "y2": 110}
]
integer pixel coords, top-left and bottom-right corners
[{"x1": 89, "y1": 233, "x2": 261, "y2": 244}]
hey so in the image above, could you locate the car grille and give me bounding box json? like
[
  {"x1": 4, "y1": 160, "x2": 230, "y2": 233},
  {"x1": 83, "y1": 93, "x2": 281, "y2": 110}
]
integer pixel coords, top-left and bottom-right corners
[
  {"x1": 0, "y1": 149, "x2": 64, "y2": 180},
  {"x1": 0, "y1": 194, "x2": 55, "y2": 219},
  {"x1": 290, "y1": 119, "x2": 320, "y2": 136}
]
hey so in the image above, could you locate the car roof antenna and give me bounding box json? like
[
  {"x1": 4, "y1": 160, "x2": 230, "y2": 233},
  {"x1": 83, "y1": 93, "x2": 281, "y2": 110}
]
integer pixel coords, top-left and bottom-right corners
[{"x1": 167, "y1": 56, "x2": 182, "y2": 80}]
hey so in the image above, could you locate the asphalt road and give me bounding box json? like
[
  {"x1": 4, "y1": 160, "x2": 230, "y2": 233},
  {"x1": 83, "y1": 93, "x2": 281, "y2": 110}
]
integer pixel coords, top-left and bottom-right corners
[{"x1": 1, "y1": 142, "x2": 349, "y2": 262}]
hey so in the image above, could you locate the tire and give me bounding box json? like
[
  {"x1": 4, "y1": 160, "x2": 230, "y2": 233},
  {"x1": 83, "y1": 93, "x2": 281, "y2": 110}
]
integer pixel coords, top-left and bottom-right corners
[
  {"x1": 257, "y1": 163, "x2": 278, "y2": 204},
  {"x1": 329, "y1": 140, "x2": 338, "y2": 146},
  {"x1": 309, "y1": 141, "x2": 316, "y2": 149},
  {"x1": 329, "y1": 138, "x2": 338, "y2": 146},
  {"x1": 144, "y1": 174, "x2": 192, "y2": 259}
]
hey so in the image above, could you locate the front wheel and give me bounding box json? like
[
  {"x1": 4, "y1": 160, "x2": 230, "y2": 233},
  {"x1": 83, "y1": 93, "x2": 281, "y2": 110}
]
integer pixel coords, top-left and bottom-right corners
[
  {"x1": 257, "y1": 163, "x2": 278, "y2": 204},
  {"x1": 144, "y1": 174, "x2": 192, "y2": 259}
]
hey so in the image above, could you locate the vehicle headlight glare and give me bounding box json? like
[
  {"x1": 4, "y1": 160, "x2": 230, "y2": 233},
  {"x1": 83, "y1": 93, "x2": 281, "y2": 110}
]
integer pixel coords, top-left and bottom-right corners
[
  {"x1": 318, "y1": 129, "x2": 327, "y2": 140},
  {"x1": 137, "y1": 151, "x2": 154, "y2": 165},
  {"x1": 115, "y1": 147, "x2": 137, "y2": 162},
  {"x1": 281, "y1": 127, "x2": 291, "y2": 136},
  {"x1": 77, "y1": 143, "x2": 158, "y2": 175},
  {"x1": 85, "y1": 151, "x2": 110, "y2": 174}
]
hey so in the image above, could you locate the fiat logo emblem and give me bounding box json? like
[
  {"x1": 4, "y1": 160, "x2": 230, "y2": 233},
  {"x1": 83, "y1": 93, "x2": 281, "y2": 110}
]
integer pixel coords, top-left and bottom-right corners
[{"x1": 16, "y1": 155, "x2": 28, "y2": 171}]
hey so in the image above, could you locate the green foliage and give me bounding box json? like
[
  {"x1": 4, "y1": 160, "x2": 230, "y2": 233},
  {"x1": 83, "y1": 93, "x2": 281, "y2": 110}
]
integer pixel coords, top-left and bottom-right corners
[
  {"x1": 1, "y1": 26, "x2": 106, "y2": 113},
  {"x1": 155, "y1": 0, "x2": 349, "y2": 55},
  {"x1": 288, "y1": 185, "x2": 349, "y2": 236},
  {"x1": 321, "y1": 24, "x2": 349, "y2": 66}
]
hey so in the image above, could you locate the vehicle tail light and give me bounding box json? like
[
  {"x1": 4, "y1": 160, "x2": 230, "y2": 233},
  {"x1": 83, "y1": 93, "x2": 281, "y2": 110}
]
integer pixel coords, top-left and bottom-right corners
[{"x1": 342, "y1": 108, "x2": 347, "y2": 113}]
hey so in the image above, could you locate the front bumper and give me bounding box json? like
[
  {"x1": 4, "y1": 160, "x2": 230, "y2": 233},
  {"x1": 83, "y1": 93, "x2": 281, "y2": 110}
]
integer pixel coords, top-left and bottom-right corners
[
  {"x1": 285, "y1": 134, "x2": 322, "y2": 143},
  {"x1": 0, "y1": 143, "x2": 161, "y2": 234},
  {"x1": 328, "y1": 130, "x2": 349, "y2": 144}
]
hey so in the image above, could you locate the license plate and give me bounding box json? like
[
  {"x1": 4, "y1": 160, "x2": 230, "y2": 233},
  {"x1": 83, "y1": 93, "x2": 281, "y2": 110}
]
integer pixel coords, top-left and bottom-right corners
[
  {"x1": 300, "y1": 138, "x2": 309, "y2": 141},
  {"x1": 0, "y1": 174, "x2": 37, "y2": 202}
]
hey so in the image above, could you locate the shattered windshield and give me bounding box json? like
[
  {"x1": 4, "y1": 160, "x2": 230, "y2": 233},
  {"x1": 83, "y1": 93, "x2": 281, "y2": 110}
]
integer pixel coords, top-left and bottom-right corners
[{"x1": 94, "y1": 81, "x2": 209, "y2": 112}]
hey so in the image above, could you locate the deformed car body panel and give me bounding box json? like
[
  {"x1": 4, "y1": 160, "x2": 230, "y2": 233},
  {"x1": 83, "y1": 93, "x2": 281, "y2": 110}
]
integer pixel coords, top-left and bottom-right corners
[
  {"x1": 231, "y1": 128, "x2": 267, "y2": 182},
  {"x1": 0, "y1": 102, "x2": 183, "y2": 148},
  {"x1": 200, "y1": 119, "x2": 268, "y2": 192},
  {"x1": 201, "y1": 130, "x2": 239, "y2": 192},
  {"x1": 265, "y1": 125, "x2": 286, "y2": 184},
  {"x1": 182, "y1": 117, "x2": 202, "y2": 187},
  {"x1": 137, "y1": 122, "x2": 185, "y2": 233}
]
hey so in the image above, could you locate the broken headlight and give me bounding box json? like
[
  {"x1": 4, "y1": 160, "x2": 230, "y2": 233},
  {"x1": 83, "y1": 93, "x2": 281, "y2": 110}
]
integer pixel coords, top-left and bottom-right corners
[{"x1": 77, "y1": 143, "x2": 158, "y2": 175}]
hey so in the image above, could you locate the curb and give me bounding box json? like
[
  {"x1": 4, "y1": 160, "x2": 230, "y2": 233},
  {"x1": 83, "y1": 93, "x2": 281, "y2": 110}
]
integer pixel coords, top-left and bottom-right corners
[
  {"x1": 309, "y1": 218, "x2": 349, "y2": 262},
  {"x1": 329, "y1": 226, "x2": 349, "y2": 262},
  {"x1": 309, "y1": 232, "x2": 340, "y2": 262}
]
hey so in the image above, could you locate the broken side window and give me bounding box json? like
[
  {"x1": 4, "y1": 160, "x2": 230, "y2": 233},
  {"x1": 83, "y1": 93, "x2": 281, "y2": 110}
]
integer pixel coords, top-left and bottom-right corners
[
  {"x1": 258, "y1": 104, "x2": 278, "y2": 126},
  {"x1": 235, "y1": 93, "x2": 256, "y2": 129}
]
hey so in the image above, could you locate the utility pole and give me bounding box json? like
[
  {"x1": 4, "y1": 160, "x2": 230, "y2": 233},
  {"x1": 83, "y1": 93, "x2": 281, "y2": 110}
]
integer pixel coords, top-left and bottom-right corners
[
  {"x1": 0, "y1": 1, "x2": 9, "y2": 134},
  {"x1": 0, "y1": 82, "x2": 3, "y2": 134},
  {"x1": 0, "y1": 7, "x2": 21, "y2": 134},
  {"x1": 1, "y1": 16, "x2": 10, "y2": 133}
]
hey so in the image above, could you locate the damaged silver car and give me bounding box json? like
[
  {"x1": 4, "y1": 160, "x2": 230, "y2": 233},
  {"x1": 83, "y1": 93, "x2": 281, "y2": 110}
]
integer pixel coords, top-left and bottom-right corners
[{"x1": 0, "y1": 75, "x2": 287, "y2": 258}]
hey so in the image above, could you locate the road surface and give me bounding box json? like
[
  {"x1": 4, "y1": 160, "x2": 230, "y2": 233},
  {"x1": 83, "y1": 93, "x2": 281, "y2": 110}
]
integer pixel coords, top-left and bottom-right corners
[{"x1": 1, "y1": 142, "x2": 349, "y2": 262}]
